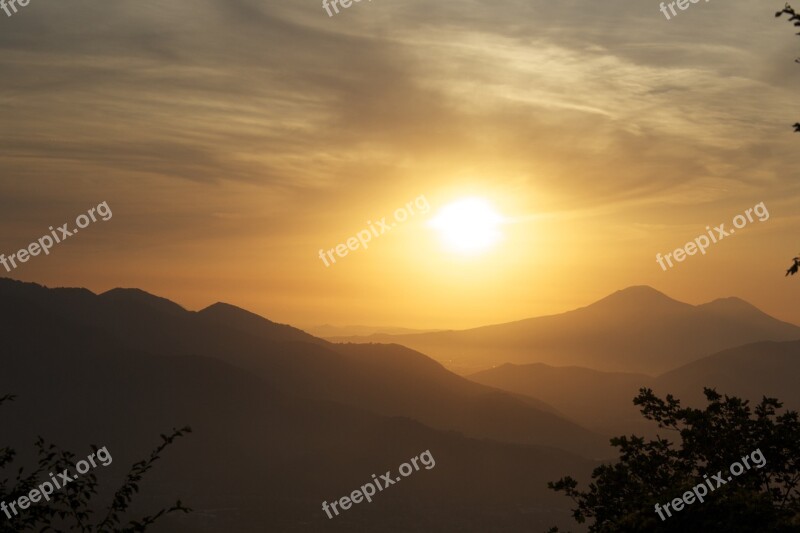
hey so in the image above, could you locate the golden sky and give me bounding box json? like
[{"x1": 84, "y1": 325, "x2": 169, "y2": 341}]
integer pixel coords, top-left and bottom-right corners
[{"x1": 1, "y1": 0, "x2": 799, "y2": 329}]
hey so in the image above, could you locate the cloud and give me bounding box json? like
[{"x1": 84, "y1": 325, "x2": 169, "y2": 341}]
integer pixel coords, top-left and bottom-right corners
[{"x1": 0, "y1": 0, "x2": 798, "y2": 281}]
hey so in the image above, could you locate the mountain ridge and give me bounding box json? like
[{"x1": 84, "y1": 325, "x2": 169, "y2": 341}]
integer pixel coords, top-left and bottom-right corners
[
  {"x1": 0, "y1": 276, "x2": 608, "y2": 458},
  {"x1": 326, "y1": 285, "x2": 800, "y2": 374},
  {"x1": 468, "y1": 338, "x2": 800, "y2": 437}
]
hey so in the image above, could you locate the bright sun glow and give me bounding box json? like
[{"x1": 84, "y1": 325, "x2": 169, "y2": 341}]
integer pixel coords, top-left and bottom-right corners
[{"x1": 428, "y1": 197, "x2": 505, "y2": 254}]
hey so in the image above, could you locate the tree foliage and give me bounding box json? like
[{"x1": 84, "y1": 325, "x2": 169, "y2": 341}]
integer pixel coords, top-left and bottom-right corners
[
  {"x1": 0, "y1": 395, "x2": 192, "y2": 532},
  {"x1": 548, "y1": 388, "x2": 800, "y2": 532},
  {"x1": 776, "y1": 3, "x2": 800, "y2": 131}
]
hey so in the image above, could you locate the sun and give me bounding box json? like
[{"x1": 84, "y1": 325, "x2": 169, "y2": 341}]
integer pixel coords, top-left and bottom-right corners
[{"x1": 428, "y1": 197, "x2": 505, "y2": 254}]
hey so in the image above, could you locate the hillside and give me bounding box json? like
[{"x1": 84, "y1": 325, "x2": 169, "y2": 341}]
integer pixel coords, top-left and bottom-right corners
[
  {"x1": 0, "y1": 277, "x2": 607, "y2": 458},
  {"x1": 331, "y1": 286, "x2": 800, "y2": 374},
  {"x1": 468, "y1": 339, "x2": 800, "y2": 438}
]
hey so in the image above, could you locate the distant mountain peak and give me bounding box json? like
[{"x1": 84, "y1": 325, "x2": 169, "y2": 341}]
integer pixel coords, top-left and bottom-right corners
[
  {"x1": 613, "y1": 285, "x2": 670, "y2": 298},
  {"x1": 99, "y1": 287, "x2": 186, "y2": 314},
  {"x1": 0, "y1": 277, "x2": 94, "y2": 296},
  {"x1": 198, "y1": 301, "x2": 325, "y2": 344},
  {"x1": 199, "y1": 301, "x2": 275, "y2": 323},
  {"x1": 697, "y1": 296, "x2": 777, "y2": 319},
  {"x1": 703, "y1": 296, "x2": 756, "y2": 309},
  {"x1": 0, "y1": 277, "x2": 43, "y2": 289},
  {"x1": 588, "y1": 285, "x2": 688, "y2": 313}
]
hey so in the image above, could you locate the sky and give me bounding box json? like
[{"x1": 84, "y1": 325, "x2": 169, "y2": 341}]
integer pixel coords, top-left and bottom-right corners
[{"x1": 1, "y1": 0, "x2": 799, "y2": 330}]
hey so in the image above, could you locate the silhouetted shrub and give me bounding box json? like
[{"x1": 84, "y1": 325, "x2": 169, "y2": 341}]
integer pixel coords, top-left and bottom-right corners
[{"x1": 0, "y1": 394, "x2": 191, "y2": 532}]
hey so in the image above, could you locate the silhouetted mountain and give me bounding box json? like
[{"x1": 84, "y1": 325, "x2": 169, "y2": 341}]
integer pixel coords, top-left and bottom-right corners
[
  {"x1": 0, "y1": 338, "x2": 595, "y2": 532},
  {"x1": 197, "y1": 301, "x2": 326, "y2": 345},
  {"x1": 0, "y1": 277, "x2": 605, "y2": 531},
  {"x1": 331, "y1": 286, "x2": 800, "y2": 374},
  {"x1": 12, "y1": 279, "x2": 607, "y2": 456},
  {"x1": 655, "y1": 339, "x2": 800, "y2": 409},
  {"x1": 100, "y1": 287, "x2": 188, "y2": 316},
  {"x1": 468, "y1": 363, "x2": 652, "y2": 436},
  {"x1": 305, "y1": 324, "x2": 440, "y2": 337},
  {"x1": 329, "y1": 342, "x2": 586, "y2": 451},
  {"x1": 468, "y1": 338, "x2": 800, "y2": 438}
]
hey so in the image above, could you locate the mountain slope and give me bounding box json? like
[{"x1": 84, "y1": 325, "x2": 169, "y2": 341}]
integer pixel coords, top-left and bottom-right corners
[
  {"x1": 331, "y1": 286, "x2": 800, "y2": 374},
  {"x1": 0, "y1": 329, "x2": 595, "y2": 532},
  {"x1": 307, "y1": 324, "x2": 439, "y2": 337},
  {"x1": 0, "y1": 277, "x2": 608, "y2": 458},
  {"x1": 468, "y1": 339, "x2": 800, "y2": 438},
  {"x1": 654, "y1": 339, "x2": 800, "y2": 409},
  {"x1": 468, "y1": 363, "x2": 652, "y2": 435}
]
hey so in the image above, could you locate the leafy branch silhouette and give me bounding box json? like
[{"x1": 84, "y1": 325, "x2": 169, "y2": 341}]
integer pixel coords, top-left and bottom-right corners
[
  {"x1": 547, "y1": 388, "x2": 800, "y2": 532},
  {"x1": 775, "y1": 3, "x2": 800, "y2": 132},
  {"x1": 0, "y1": 395, "x2": 192, "y2": 532}
]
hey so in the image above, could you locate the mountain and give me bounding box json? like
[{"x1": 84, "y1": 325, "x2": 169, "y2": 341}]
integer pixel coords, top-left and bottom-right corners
[
  {"x1": 198, "y1": 301, "x2": 326, "y2": 345},
  {"x1": 304, "y1": 324, "x2": 440, "y2": 337},
  {"x1": 0, "y1": 334, "x2": 594, "y2": 532},
  {"x1": 0, "y1": 278, "x2": 607, "y2": 458},
  {"x1": 468, "y1": 363, "x2": 652, "y2": 436},
  {"x1": 329, "y1": 286, "x2": 800, "y2": 375},
  {"x1": 468, "y1": 339, "x2": 800, "y2": 438},
  {"x1": 329, "y1": 342, "x2": 586, "y2": 450},
  {"x1": 0, "y1": 276, "x2": 604, "y2": 531},
  {"x1": 654, "y1": 339, "x2": 800, "y2": 409}
]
